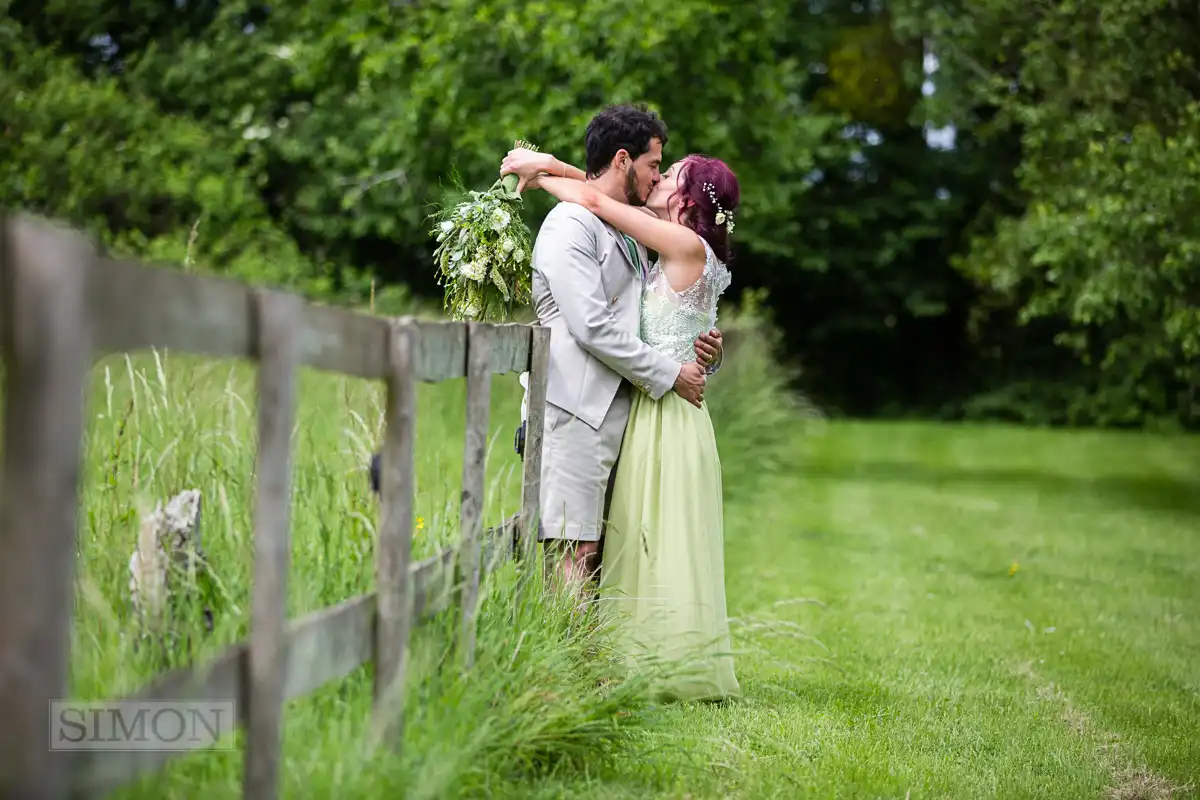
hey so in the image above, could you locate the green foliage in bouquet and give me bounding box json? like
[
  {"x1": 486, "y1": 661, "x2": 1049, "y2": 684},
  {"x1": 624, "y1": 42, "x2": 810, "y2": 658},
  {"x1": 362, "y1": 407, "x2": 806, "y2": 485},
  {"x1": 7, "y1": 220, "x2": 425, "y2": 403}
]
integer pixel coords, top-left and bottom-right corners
[{"x1": 430, "y1": 140, "x2": 540, "y2": 322}]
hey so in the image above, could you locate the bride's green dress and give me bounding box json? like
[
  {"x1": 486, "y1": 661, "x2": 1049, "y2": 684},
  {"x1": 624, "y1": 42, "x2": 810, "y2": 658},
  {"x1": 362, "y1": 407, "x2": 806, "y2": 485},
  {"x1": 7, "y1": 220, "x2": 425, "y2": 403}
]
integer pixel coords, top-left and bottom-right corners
[{"x1": 599, "y1": 237, "x2": 740, "y2": 702}]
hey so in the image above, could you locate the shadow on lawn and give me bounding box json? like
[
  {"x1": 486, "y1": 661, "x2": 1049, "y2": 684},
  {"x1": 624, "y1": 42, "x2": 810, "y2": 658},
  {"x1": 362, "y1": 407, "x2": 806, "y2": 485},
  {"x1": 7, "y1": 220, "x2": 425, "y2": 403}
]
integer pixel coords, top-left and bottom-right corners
[{"x1": 799, "y1": 460, "x2": 1200, "y2": 518}]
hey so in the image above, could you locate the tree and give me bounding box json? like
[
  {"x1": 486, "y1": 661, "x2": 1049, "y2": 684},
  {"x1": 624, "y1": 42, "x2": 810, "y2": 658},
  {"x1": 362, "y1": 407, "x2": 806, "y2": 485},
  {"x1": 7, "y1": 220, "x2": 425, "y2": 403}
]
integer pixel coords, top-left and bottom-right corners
[{"x1": 894, "y1": 0, "x2": 1200, "y2": 426}]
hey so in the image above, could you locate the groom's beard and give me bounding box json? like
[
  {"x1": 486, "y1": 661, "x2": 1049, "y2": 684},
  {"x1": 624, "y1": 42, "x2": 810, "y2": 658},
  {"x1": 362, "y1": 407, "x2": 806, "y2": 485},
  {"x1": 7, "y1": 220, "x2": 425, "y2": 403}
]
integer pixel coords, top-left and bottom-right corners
[{"x1": 623, "y1": 166, "x2": 645, "y2": 206}]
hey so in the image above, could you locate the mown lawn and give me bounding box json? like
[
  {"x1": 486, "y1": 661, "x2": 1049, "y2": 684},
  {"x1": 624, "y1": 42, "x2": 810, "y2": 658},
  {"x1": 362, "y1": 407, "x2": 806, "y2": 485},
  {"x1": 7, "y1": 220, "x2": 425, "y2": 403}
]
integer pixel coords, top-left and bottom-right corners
[{"x1": 509, "y1": 421, "x2": 1200, "y2": 799}]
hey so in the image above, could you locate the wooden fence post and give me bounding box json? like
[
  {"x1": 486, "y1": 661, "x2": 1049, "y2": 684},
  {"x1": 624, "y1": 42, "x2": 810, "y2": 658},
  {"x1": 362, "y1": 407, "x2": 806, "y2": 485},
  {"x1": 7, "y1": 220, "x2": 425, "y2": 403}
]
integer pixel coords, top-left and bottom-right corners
[
  {"x1": 458, "y1": 323, "x2": 492, "y2": 669},
  {"x1": 373, "y1": 319, "x2": 417, "y2": 746},
  {"x1": 0, "y1": 216, "x2": 94, "y2": 799},
  {"x1": 242, "y1": 289, "x2": 302, "y2": 799},
  {"x1": 517, "y1": 327, "x2": 550, "y2": 565}
]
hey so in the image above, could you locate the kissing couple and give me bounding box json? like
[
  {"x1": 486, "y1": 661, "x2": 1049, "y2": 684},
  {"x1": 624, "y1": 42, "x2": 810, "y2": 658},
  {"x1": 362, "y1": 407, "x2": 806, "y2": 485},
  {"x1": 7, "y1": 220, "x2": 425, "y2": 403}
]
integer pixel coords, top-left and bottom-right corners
[{"x1": 504, "y1": 103, "x2": 741, "y2": 703}]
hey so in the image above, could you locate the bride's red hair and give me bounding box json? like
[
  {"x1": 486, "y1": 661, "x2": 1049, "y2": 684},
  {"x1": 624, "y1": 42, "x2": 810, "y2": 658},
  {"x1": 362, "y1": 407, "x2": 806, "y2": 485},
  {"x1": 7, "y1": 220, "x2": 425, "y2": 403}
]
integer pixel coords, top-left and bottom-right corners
[{"x1": 669, "y1": 155, "x2": 740, "y2": 264}]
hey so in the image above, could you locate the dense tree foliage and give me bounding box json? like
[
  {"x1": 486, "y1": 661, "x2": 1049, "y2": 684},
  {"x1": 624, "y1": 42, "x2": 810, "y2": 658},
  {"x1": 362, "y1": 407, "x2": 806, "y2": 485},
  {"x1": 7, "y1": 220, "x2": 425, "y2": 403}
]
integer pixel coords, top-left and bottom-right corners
[
  {"x1": 2, "y1": 0, "x2": 1195, "y2": 428},
  {"x1": 893, "y1": 0, "x2": 1200, "y2": 425}
]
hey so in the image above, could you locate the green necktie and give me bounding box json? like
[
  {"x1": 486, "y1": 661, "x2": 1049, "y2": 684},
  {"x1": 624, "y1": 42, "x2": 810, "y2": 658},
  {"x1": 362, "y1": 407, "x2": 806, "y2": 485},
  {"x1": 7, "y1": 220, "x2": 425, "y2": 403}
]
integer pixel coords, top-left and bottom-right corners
[{"x1": 622, "y1": 234, "x2": 645, "y2": 281}]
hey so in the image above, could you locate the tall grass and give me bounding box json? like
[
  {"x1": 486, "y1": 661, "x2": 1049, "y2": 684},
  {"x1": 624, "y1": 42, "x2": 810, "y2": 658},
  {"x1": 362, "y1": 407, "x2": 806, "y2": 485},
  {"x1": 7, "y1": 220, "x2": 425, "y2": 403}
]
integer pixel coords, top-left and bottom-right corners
[
  {"x1": 707, "y1": 288, "x2": 825, "y2": 499},
  {"x1": 50, "y1": 293, "x2": 809, "y2": 797}
]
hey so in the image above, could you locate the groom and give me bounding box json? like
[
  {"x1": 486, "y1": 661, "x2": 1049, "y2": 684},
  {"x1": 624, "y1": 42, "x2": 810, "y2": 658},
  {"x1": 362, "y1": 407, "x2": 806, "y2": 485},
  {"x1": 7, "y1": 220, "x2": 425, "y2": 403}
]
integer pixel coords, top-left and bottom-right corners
[{"x1": 521, "y1": 104, "x2": 724, "y2": 589}]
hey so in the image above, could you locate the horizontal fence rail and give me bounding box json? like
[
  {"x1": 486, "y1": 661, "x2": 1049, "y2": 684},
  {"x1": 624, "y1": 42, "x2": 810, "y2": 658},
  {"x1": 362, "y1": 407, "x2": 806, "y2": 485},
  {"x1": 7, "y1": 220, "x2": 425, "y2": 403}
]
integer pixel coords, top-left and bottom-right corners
[
  {"x1": 0, "y1": 213, "x2": 551, "y2": 799},
  {"x1": 90, "y1": 254, "x2": 534, "y2": 382}
]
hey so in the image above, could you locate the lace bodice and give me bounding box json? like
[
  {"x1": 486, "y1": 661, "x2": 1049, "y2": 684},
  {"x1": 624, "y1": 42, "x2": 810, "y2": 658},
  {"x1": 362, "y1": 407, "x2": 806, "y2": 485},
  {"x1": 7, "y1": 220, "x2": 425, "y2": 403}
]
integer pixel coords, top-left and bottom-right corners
[{"x1": 639, "y1": 238, "x2": 732, "y2": 364}]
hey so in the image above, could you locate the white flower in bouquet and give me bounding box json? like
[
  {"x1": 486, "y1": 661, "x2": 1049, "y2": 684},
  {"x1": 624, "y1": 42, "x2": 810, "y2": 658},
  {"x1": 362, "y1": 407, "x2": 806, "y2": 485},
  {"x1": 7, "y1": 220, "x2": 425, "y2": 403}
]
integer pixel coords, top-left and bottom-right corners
[{"x1": 429, "y1": 140, "x2": 538, "y2": 322}]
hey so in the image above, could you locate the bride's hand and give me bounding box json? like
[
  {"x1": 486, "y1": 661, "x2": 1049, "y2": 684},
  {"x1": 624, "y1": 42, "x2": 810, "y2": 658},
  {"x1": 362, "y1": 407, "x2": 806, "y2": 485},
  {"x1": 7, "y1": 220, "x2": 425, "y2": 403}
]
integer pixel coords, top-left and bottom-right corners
[{"x1": 500, "y1": 148, "x2": 554, "y2": 192}]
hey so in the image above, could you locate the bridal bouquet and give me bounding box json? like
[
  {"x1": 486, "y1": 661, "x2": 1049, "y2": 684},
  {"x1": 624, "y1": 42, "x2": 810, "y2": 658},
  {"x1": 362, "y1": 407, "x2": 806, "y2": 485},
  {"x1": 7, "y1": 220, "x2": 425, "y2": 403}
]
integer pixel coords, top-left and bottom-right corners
[{"x1": 430, "y1": 140, "x2": 539, "y2": 322}]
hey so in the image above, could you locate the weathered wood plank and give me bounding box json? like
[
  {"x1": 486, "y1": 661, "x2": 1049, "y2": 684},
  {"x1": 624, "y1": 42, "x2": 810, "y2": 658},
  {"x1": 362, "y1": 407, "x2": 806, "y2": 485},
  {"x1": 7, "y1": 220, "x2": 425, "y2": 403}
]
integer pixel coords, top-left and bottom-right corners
[
  {"x1": 406, "y1": 319, "x2": 527, "y2": 380},
  {"x1": 0, "y1": 215, "x2": 95, "y2": 799},
  {"x1": 372, "y1": 320, "x2": 417, "y2": 745},
  {"x1": 518, "y1": 326, "x2": 551, "y2": 562},
  {"x1": 409, "y1": 318, "x2": 466, "y2": 383},
  {"x1": 281, "y1": 595, "x2": 373, "y2": 700},
  {"x1": 297, "y1": 301, "x2": 389, "y2": 380},
  {"x1": 63, "y1": 524, "x2": 509, "y2": 797},
  {"x1": 413, "y1": 547, "x2": 457, "y2": 619},
  {"x1": 458, "y1": 323, "x2": 492, "y2": 668},
  {"x1": 243, "y1": 289, "x2": 302, "y2": 799},
  {"x1": 486, "y1": 322, "x2": 534, "y2": 375},
  {"x1": 89, "y1": 257, "x2": 256, "y2": 366},
  {"x1": 406, "y1": 520, "x2": 512, "y2": 621},
  {"x1": 88, "y1": 260, "x2": 530, "y2": 380},
  {"x1": 89, "y1": 258, "x2": 392, "y2": 379}
]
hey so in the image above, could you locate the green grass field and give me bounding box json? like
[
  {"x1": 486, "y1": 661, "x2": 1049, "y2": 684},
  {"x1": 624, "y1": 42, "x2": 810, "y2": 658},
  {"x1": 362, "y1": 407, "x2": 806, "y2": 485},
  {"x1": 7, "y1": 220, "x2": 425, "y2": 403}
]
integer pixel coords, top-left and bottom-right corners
[
  {"x1": 53, "y1": 322, "x2": 1200, "y2": 799},
  {"x1": 515, "y1": 421, "x2": 1200, "y2": 799}
]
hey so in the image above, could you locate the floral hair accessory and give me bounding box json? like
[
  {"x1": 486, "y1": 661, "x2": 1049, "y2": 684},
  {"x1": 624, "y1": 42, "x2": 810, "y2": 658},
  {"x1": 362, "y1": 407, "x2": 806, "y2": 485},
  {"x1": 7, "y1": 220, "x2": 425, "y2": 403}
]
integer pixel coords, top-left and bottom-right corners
[{"x1": 702, "y1": 181, "x2": 736, "y2": 235}]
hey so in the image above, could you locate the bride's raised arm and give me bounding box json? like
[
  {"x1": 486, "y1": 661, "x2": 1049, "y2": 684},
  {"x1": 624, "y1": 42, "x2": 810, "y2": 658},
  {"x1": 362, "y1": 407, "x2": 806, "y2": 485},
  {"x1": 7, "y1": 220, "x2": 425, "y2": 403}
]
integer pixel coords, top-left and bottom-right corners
[
  {"x1": 499, "y1": 147, "x2": 704, "y2": 263},
  {"x1": 529, "y1": 174, "x2": 704, "y2": 264},
  {"x1": 500, "y1": 148, "x2": 586, "y2": 185}
]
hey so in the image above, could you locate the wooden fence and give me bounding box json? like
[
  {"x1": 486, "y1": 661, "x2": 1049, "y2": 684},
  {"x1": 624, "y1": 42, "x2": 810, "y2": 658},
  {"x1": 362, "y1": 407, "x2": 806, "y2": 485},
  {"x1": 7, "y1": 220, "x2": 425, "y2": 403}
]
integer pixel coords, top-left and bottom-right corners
[{"x1": 0, "y1": 214, "x2": 551, "y2": 799}]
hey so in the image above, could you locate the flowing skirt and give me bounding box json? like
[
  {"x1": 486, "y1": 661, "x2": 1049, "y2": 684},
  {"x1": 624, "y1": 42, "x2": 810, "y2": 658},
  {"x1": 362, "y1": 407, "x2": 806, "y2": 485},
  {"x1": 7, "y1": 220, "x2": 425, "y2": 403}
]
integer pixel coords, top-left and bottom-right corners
[{"x1": 599, "y1": 390, "x2": 740, "y2": 702}]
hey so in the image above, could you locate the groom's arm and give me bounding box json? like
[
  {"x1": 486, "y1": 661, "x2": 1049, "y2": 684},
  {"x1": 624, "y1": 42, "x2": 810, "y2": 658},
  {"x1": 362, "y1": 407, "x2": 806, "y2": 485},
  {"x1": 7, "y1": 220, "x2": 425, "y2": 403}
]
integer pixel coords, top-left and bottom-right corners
[{"x1": 536, "y1": 206, "x2": 680, "y2": 399}]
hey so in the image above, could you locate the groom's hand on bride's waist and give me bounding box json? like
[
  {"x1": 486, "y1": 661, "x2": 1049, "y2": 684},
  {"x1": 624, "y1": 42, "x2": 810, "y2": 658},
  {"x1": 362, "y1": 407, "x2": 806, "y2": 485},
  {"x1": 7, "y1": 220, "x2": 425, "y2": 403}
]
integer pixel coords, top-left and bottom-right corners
[
  {"x1": 673, "y1": 362, "x2": 707, "y2": 408},
  {"x1": 694, "y1": 329, "x2": 723, "y2": 374}
]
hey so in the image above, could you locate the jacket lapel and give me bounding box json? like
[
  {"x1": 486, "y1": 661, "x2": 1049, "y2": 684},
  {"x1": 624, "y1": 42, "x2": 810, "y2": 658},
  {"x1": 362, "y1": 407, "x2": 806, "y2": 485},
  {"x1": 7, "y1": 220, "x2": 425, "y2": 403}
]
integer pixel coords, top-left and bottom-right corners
[{"x1": 602, "y1": 223, "x2": 643, "y2": 281}]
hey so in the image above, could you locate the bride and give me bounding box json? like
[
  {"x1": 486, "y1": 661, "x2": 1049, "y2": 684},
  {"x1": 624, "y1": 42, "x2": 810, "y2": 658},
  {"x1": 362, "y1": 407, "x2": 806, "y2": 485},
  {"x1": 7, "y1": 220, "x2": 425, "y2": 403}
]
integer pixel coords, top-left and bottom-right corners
[{"x1": 501, "y1": 146, "x2": 741, "y2": 702}]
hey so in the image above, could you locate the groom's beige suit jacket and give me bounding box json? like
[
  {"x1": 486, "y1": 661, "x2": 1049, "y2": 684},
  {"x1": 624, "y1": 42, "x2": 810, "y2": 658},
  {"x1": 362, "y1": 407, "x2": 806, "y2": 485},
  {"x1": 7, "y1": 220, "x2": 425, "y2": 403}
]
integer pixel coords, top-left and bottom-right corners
[
  {"x1": 532, "y1": 202, "x2": 679, "y2": 428},
  {"x1": 530, "y1": 201, "x2": 680, "y2": 541}
]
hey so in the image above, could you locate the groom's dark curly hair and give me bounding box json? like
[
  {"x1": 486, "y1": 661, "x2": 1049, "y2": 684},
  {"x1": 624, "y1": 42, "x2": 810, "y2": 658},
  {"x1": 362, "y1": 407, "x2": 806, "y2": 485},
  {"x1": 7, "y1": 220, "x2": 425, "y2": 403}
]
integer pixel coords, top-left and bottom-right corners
[{"x1": 584, "y1": 104, "x2": 669, "y2": 179}]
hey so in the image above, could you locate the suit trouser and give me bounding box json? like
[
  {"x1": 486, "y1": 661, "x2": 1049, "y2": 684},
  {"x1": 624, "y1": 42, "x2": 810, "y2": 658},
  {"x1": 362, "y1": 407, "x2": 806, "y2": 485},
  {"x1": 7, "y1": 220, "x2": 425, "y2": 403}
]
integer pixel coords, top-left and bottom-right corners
[{"x1": 537, "y1": 383, "x2": 632, "y2": 543}]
